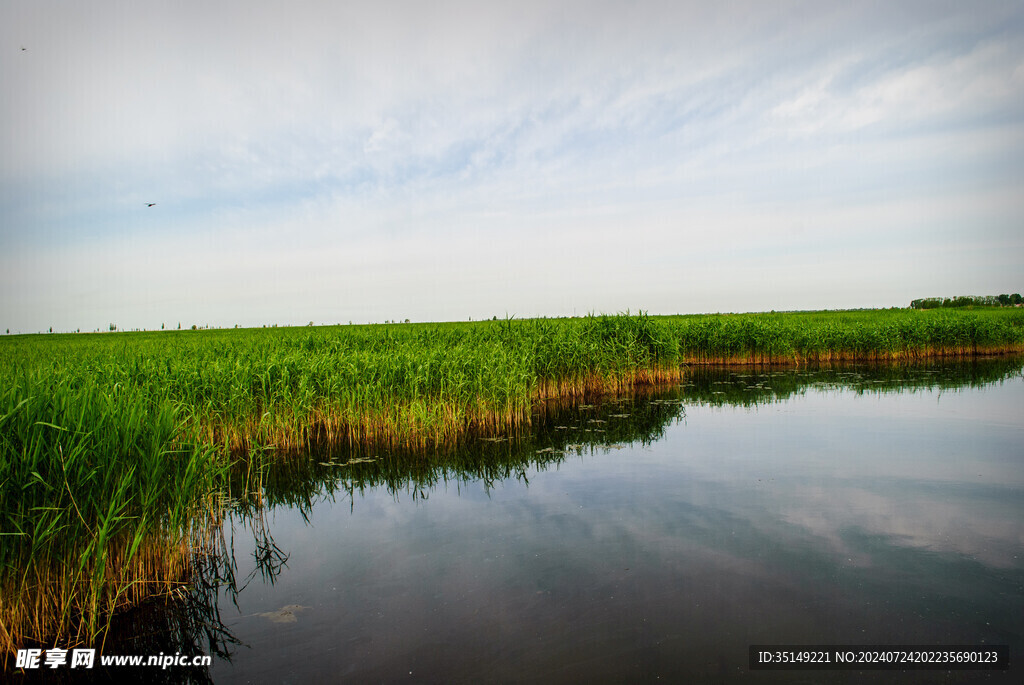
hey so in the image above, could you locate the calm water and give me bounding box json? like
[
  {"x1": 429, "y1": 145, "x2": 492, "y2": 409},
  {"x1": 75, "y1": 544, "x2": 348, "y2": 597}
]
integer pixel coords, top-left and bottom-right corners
[{"x1": 149, "y1": 361, "x2": 1024, "y2": 682}]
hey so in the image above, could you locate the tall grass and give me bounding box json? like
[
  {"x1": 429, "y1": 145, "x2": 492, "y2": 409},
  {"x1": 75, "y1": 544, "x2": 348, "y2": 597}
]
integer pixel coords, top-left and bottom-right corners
[
  {"x1": 668, "y1": 309, "x2": 1024, "y2": 363},
  {"x1": 0, "y1": 370, "x2": 226, "y2": 657},
  {"x1": 234, "y1": 352, "x2": 1024, "y2": 520},
  {"x1": 1, "y1": 309, "x2": 1023, "y2": 655},
  {"x1": 3, "y1": 310, "x2": 1022, "y2": 454}
]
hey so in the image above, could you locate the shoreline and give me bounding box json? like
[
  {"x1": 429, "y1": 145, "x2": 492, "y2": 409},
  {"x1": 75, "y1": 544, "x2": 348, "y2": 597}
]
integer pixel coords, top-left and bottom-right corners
[{"x1": 2, "y1": 310, "x2": 1023, "y2": 655}]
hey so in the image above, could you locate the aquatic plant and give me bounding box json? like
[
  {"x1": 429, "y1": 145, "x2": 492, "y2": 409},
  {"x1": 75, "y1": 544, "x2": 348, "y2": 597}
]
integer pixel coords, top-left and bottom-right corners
[
  {"x1": 1, "y1": 309, "x2": 1022, "y2": 655},
  {"x1": 0, "y1": 371, "x2": 226, "y2": 657},
  {"x1": 668, "y1": 309, "x2": 1024, "y2": 363}
]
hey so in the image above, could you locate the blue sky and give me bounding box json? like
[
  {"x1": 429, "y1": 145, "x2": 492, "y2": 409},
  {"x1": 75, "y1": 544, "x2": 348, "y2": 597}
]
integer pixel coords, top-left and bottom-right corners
[{"x1": 2, "y1": 0, "x2": 1022, "y2": 333}]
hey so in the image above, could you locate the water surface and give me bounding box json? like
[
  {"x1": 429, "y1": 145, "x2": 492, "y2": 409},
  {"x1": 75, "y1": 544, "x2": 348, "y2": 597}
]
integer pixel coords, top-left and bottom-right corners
[{"x1": 198, "y1": 360, "x2": 1024, "y2": 683}]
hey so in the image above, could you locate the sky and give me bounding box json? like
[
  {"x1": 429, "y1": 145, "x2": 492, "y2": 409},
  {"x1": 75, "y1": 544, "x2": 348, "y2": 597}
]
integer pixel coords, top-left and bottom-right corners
[{"x1": 1, "y1": 0, "x2": 1022, "y2": 333}]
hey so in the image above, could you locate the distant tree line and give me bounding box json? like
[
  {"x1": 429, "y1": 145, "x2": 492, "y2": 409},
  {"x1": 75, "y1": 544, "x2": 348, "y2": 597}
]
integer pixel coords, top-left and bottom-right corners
[{"x1": 911, "y1": 294, "x2": 1022, "y2": 309}]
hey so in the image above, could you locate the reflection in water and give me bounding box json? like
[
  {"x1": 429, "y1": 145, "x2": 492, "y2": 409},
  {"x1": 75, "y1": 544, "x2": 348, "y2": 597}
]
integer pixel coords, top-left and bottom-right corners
[
  {"x1": 108, "y1": 358, "x2": 1024, "y2": 683},
  {"x1": 233, "y1": 356, "x2": 1024, "y2": 509}
]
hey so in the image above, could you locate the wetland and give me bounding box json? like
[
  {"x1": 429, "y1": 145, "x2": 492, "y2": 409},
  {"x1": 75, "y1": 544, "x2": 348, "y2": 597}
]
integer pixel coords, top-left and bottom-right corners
[
  {"x1": 93, "y1": 360, "x2": 1024, "y2": 682},
  {"x1": 2, "y1": 312, "x2": 1023, "y2": 681}
]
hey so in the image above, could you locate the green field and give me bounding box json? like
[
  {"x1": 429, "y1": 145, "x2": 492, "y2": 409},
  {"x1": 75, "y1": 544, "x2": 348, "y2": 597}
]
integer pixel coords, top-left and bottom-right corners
[
  {"x1": 5, "y1": 308, "x2": 1023, "y2": 451},
  {"x1": 2, "y1": 308, "x2": 1023, "y2": 654}
]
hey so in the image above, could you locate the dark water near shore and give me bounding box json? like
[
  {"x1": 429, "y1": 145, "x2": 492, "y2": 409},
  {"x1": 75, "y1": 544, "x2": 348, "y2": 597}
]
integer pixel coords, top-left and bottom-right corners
[{"x1": 126, "y1": 360, "x2": 1024, "y2": 682}]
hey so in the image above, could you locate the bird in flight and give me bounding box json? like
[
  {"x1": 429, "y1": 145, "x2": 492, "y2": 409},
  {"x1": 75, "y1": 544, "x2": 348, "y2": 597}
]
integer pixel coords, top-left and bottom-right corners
[{"x1": 146, "y1": 203, "x2": 156, "y2": 207}]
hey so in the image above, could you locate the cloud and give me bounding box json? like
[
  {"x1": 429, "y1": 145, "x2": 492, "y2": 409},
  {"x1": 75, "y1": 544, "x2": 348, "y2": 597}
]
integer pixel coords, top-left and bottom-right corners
[
  {"x1": 769, "y1": 38, "x2": 1024, "y2": 138},
  {"x1": 2, "y1": 1, "x2": 1023, "y2": 330}
]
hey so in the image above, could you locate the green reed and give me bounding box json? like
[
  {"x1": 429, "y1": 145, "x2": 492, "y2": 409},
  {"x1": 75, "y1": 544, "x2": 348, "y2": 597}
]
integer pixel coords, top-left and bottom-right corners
[
  {"x1": 0, "y1": 369, "x2": 227, "y2": 656},
  {"x1": 668, "y1": 309, "x2": 1024, "y2": 363},
  {"x1": 3, "y1": 310, "x2": 1022, "y2": 455},
  {"x1": 1, "y1": 309, "x2": 1022, "y2": 655}
]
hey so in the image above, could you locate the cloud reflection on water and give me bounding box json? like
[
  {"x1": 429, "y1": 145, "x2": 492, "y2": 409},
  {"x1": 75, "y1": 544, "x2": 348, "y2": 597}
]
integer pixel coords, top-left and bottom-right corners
[{"x1": 209, "y1": 361, "x2": 1024, "y2": 682}]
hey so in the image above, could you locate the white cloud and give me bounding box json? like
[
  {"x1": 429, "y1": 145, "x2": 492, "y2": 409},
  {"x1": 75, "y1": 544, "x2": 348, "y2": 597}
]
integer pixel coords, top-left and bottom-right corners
[
  {"x1": 2, "y1": 1, "x2": 1023, "y2": 331},
  {"x1": 768, "y1": 36, "x2": 1024, "y2": 139}
]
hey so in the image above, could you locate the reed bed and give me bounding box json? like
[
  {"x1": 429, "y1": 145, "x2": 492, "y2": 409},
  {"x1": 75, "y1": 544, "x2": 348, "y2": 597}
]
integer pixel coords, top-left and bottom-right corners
[
  {"x1": 0, "y1": 372, "x2": 226, "y2": 658},
  {"x1": 1, "y1": 308, "x2": 1023, "y2": 655},
  {"x1": 246, "y1": 353, "x2": 1024, "y2": 518},
  {"x1": 5, "y1": 310, "x2": 1020, "y2": 454},
  {"x1": 668, "y1": 309, "x2": 1024, "y2": 363}
]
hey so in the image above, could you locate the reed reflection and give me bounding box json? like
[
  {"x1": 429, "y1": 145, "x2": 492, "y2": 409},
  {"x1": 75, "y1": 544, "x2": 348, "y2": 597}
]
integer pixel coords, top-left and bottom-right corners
[{"x1": 106, "y1": 356, "x2": 1024, "y2": 676}]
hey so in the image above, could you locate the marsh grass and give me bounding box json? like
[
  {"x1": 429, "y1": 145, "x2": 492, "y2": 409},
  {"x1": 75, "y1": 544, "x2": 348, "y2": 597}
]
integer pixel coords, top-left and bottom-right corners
[
  {"x1": 0, "y1": 372, "x2": 227, "y2": 659},
  {"x1": 669, "y1": 309, "x2": 1024, "y2": 363},
  {"x1": 5, "y1": 311, "x2": 1020, "y2": 454},
  {"x1": 2, "y1": 309, "x2": 1023, "y2": 655}
]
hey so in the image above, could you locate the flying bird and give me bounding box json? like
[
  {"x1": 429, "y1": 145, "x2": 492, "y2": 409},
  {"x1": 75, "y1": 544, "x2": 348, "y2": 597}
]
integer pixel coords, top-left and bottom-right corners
[{"x1": 146, "y1": 203, "x2": 156, "y2": 207}]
